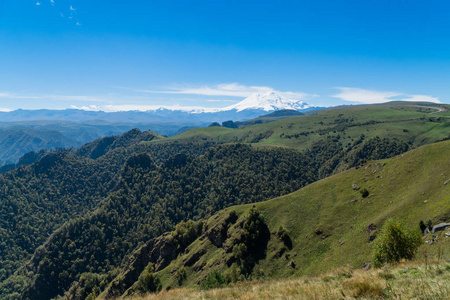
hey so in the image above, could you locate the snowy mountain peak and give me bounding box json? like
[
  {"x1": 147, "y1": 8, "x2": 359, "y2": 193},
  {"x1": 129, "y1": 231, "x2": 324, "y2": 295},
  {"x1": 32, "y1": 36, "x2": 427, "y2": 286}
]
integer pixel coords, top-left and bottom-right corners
[{"x1": 221, "y1": 91, "x2": 311, "y2": 112}]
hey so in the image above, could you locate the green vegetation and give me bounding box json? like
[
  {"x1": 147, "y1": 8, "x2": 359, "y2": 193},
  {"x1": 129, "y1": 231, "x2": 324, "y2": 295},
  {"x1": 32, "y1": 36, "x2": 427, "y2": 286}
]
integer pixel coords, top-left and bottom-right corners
[
  {"x1": 0, "y1": 102, "x2": 448, "y2": 299},
  {"x1": 114, "y1": 138, "x2": 449, "y2": 298},
  {"x1": 0, "y1": 128, "x2": 79, "y2": 167},
  {"x1": 167, "y1": 102, "x2": 450, "y2": 151},
  {"x1": 200, "y1": 271, "x2": 226, "y2": 290},
  {"x1": 372, "y1": 220, "x2": 423, "y2": 267},
  {"x1": 228, "y1": 207, "x2": 270, "y2": 276},
  {"x1": 129, "y1": 261, "x2": 450, "y2": 300},
  {"x1": 137, "y1": 264, "x2": 161, "y2": 294}
]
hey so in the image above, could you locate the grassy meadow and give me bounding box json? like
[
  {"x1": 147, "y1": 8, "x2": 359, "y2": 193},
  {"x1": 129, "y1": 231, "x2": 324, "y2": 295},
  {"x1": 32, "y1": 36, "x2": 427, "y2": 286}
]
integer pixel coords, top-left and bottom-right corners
[{"x1": 131, "y1": 260, "x2": 450, "y2": 300}]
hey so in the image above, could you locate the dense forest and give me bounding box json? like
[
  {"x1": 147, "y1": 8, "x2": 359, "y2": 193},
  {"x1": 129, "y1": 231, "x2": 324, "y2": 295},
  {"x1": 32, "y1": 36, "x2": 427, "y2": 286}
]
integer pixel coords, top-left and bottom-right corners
[
  {"x1": 0, "y1": 127, "x2": 411, "y2": 299},
  {"x1": 0, "y1": 103, "x2": 448, "y2": 299}
]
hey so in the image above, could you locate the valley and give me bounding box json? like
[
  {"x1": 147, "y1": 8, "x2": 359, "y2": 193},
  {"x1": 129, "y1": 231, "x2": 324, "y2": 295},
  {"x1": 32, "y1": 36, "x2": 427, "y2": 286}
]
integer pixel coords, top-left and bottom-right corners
[{"x1": 0, "y1": 102, "x2": 447, "y2": 299}]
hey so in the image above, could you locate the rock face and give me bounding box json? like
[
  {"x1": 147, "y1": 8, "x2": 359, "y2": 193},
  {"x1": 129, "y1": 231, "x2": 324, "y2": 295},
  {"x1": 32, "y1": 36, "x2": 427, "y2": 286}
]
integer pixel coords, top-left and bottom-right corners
[
  {"x1": 366, "y1": 223, "x2": 377, "y2": 242},
  {"x1": 103, "y1": 233, "x2": 179, "y2": 299},
  {"x1": 432, "y1": 223, "x2": 450, "y2": 233},
  {"x1": 205, "y1": 224, "x2": 228, "y2": 247}
]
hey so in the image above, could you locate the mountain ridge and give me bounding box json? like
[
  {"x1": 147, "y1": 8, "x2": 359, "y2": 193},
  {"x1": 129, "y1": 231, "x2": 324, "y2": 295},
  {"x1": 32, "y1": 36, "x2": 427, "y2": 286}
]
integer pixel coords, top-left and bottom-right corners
[
  {"x1": 0, "y1": 92, "x2": 316, "y2": 122},
  {"x1": 103, "y1": 139, "x2": 450, "y2": 298},
  {"x1": 0, "y1": 102, "x2": 448, "y2": 299}
]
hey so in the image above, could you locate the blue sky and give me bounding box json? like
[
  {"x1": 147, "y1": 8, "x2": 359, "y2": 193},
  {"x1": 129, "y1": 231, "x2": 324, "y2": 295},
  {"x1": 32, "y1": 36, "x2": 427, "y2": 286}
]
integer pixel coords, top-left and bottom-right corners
[{"x1": 0, "y1": 0, "x2": 449, "y2": 111}]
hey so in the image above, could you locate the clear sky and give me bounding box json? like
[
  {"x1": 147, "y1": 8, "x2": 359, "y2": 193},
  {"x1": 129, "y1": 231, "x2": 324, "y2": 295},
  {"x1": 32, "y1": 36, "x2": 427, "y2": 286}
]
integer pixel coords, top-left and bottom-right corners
[{"x1": 0, "y1": 0, "x2": 449, "y2": 111}]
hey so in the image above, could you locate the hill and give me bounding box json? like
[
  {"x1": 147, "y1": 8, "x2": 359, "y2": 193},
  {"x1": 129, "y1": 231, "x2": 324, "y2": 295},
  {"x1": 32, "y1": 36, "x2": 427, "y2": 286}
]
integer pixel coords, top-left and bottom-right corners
[
  {"x1": 0, "y1": 102, "x2": 448, "y2": 299},
  {"x1": 101, "y1": 139, "x2": 450, "y2": 298},
  {"x1": 232, "y1": 109, "x2": 305, "y2": 128},
  {"x1": 0, "y1": 122, "x2": 172, "y2": 169},
  {"x1": 168, "y1": 101, "x2": 450, "y2": 151},
  {"x1": 0, "y1": 128, "x2": 79, "y2": 167}
]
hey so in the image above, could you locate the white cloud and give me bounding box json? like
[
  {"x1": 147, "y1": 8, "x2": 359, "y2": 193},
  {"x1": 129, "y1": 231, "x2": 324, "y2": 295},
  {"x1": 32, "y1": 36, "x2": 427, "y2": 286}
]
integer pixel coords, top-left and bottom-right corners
[
  {"x1": 50, "y1": 0, "x2": 55, "y2": 6},
  {"x1": 103, "y1": 104, "x2": 212, "y2": 113},
  {"x1": 401, "y1": 94, "x2": 441, "y2": 103},
  {"x1": 36, "y1": 2, "x2": 41, "y2": 5},
  {"x1": 332, "y1": 87, "x2": 440, "y2": 104},
  {"x1": 207, "y1": 99, "x2": 239, "y2": 103},
  {"x1": 333, "y1": 87, "x2": 401, "y2": 104},
  {"x1": 70, "y1": 6, "x2": 76, "y2": 11},
  {"x1": 0, "y1": 108, "x2": 12, "y2": 112},
  {"x1": 70, "y1": 105, "x2": 101, "y2": 111},
  {"x1": 120, "y1": 83, "x2": 315, "y2": 100}
]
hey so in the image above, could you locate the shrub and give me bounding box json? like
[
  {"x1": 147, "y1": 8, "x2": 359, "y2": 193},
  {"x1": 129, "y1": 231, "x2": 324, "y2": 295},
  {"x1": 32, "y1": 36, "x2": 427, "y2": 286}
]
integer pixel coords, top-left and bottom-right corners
[
  {"x1": 175, "y1": 266, "x2": 187, "y2": 286},
  {"x1": 201, "y1": 270, "x2": 226, "y2": 290},
  {"x1": 138, "y1": 263, "x2": 161, "y2": 293},
  {"x1": 230, "y1": 207, "x2": 270, "y2": 276},
  {"x1": 172, "y1": 220, "x2": 204, "y2": 250},
  {"x1": 424, "y1": 219, "x2": 432, "y2": 230},
  {"x1": 360, "y1": 188, "x2": 369, "y2": 198},
  {"x1": 419, "y1": 220, "x2": 427, "y2": 233},
  {"x1": 276, "y1": 225, "x2": 292, "y2": 249},
  {"x1": 372, "y1": 219, "x2": 422, "y2": 267}
]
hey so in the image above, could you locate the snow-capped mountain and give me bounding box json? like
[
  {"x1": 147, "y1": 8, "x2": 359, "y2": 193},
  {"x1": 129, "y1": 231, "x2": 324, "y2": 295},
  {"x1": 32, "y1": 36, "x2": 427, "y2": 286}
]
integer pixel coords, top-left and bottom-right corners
[
  {"x1": 219, "y1": 91, "x2": 311, "y2": 112},
  {"x1": 0, "y1": 91, "x2": 319, "y2": 136}
]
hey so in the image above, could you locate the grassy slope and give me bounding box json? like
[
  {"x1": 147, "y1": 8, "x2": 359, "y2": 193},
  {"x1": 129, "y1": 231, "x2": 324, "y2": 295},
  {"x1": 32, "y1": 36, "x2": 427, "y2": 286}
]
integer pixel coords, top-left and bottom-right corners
[
  {"x1": 151, "y1": 139, "x2": 450, "y2": 291},
  {"x1": 151, "y1": 102, "x2": 450, "y2": 151},
  {"x1": 135, "y1": 260, "x2": 450, "y2": 300}
]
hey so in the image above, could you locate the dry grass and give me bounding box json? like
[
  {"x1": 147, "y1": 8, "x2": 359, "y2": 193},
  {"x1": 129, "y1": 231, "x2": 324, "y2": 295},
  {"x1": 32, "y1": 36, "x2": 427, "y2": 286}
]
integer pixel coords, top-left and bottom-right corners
[{"x1": 124, "y1": 260, "x2": 450, "y2": 300}]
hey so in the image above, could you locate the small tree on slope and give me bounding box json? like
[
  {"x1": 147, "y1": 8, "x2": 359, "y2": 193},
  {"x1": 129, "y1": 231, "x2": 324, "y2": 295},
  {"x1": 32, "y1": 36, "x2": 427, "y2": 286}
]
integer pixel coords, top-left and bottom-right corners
[{"x1": 372, "y1": 219, "x2": 422, "y2": 268}]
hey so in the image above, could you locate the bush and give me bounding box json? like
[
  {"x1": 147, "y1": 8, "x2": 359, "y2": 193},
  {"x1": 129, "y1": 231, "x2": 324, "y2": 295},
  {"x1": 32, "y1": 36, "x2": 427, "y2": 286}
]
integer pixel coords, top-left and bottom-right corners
[
  {"x1": 230, "y1": 207, "x2": 270, "y2": 276},
  {"x1": 276, "y1": 226, "x2": 292, "y2": 249},
  {"x1": 175, "y1": 266, "x2": 187, "y2": 286},
  {"x1": 201, "y1": 270, "x2": 226, "y2": 289},
  {"x1": 419, "y1": 220, "x2": 427, "y2": 233},
  {"x1": 138, "y1": 263, "x2": 161, "y2": 293},
  {"x1": 172, "y1": 220, "x2": 204, "y2": 250},
  {"x1": 372, "y1": 219, "x2": 422, "y2": 267},
  {"x1": 360, "y1": 188, "x2": 369, "y2": 198}
]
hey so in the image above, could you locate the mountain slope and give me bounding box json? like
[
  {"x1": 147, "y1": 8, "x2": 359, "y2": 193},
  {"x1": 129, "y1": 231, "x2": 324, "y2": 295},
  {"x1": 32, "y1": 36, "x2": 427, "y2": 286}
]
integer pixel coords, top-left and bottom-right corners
[
  {"x1": 169, "y1": 102, "x2": 450, "y2": 151},
  {"x1": 0, "y1": 128, "x2": 79, "y2": 166},
  {"x1": 0, "y1": 102, "x2": 448, "y2": 299},
  {"x1": 106, "y1": 139, "x2": 450, "y2": 297}
]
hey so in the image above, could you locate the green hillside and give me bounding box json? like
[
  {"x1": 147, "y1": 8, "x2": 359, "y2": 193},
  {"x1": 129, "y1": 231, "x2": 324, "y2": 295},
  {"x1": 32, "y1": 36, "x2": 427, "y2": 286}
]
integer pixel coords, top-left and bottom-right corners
[
  {"x1": 104, "y1": 139, "x2": 450, "y2": 298},
  {"x1": 0, "y1": 128, "x2": 80, "y2": 167},
  {"x1": 0, "y1": 102, "x2": 448, "y2": 299},
  {"x1": 162, "y1": 102, "x2": 450, "y2": 150}
]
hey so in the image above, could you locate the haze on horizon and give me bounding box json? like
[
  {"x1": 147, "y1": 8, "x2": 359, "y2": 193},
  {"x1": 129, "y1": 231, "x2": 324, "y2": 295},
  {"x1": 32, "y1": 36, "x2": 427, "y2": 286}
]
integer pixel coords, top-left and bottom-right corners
[{"x1": 0, "y1": 0, "x2": 449, "y2": 112}]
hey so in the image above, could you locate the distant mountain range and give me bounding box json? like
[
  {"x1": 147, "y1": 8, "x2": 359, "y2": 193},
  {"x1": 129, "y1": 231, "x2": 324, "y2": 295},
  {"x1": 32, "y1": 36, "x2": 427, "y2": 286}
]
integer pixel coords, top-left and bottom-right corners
[
  {"x1": 0, "y1": 92, "x2": 319, "y2": 166},
  {"x1": 0, "y1": 92, "x2": 317, "y2": 124}
]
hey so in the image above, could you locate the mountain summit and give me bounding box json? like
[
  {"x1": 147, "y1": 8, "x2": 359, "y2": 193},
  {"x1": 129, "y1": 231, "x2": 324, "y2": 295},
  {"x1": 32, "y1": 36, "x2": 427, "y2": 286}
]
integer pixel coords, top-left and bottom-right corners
[{"x1": 220, "y1": 91, "x2": 311, "y2": 112}]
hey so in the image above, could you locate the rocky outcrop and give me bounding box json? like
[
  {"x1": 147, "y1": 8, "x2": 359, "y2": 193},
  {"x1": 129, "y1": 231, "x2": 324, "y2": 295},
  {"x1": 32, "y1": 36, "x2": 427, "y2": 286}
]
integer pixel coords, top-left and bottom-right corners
[
  {"x1": 432, "y1": 223, "x2": 450, "y2": 233},
  {"x1": 366, "y1": 223, "x2": 377, "y2": 242},
  {"x1": 103, "y1": 233, "x2": 178, "y2": 299}
]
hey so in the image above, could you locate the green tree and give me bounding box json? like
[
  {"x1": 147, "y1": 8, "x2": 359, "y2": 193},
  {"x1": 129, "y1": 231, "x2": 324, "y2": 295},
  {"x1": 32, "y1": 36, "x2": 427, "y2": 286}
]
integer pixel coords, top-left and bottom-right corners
[
  {"x1": 372, "y1": 219, "x2": 422, "y2": 267},
  {"x1": 138, "y1": 263, "x2": 161, "y2": 293},
  {"x1": 201, "y1": 270, "x2": 226, "y2": 289}
]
